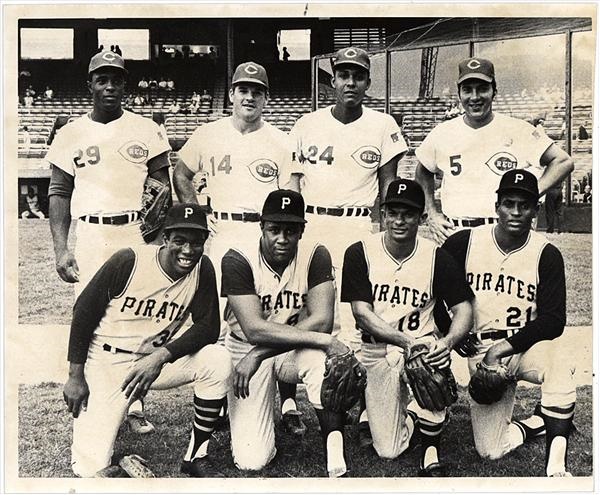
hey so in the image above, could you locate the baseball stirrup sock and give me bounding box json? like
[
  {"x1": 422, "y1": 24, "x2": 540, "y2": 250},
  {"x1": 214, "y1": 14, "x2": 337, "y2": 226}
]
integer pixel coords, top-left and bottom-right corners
[
  {"x1": 418, "y1": 417, "x2": 443, "y2": 468},
  {"x1": 316, "y1": 409, "x2": 347, "y2": 476},
  {"x1": 184, "y1": 396, "x2": 225, "y2": 461},
  {"x1": 540, "y1": 403, "x2": 575, "y2": 475}
]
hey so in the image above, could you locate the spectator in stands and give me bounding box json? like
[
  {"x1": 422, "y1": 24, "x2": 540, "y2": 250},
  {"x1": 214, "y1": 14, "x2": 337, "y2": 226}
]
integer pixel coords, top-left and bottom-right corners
[
  {"x1": 191, "y1": 92, "x2": 200, "y2": 105},
  {"x1": 208, "y1": 46, "x2": 218, "y2": 66},
  {"x1": 138, "y1": 77, "x2": 149, "y2": 91},
  {"x1": 149, "y1": 77, "x2": 158, "y2": 90},
  {"x1": 23, "y1": 93, "x2": 34, "y2": 108},
  {"x1": 44, "y1": 86, "x2": 54, "y2": 100},
  {"x1": 158, "y1": 77, "x2": 168, "y2": 90},
  {"x1": 544, "y1": 181, "x2": 563, "y2": 234},
  {"x1": 20, "y1": 126, "x2": 31, "y2": 154},
  {"x1": 110, "y1": 45, "x2": 115, "y2": 53},
  {"x1": 444, "y1": 101, "x2": 461, "y2": 120},
  {"x1": 200, "y1": 89, "x2": 212, "y2": 104},
  {"x1": 282, "y1": 46, "x2": 291, "y2": 62},
  {"x1": 167, "y1": 100, "x2": 181, "y2": 114},
  {"x1": 114, "y1": 45, "x2": 122, "y2": 56},
  {"x1": 22, "y1": 186, "x2": 45, "y2": 219},
  {"x1": 133, "y1": 94, "x2": 146, "y2": 106},
  {"x1": 578, "y1": 124, "x2": 589, "y2": 140},
  {"x1": 583, "y1": 185, "x2": 592, "y2": 203},
  {"x1": 166, "y1": 77, "x2": 175, "y2": 91},
  {"x1": 25, "y1": 85, "x2": 36, "y2": 98}
]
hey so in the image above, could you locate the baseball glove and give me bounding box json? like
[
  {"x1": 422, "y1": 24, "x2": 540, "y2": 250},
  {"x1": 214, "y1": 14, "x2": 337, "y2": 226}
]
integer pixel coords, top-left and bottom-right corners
[
  {"x1": 139, "y1": 176, "x2": 172, "y2": 243},
  {"x1": 321, "y1": 350, "x2": 367, "y2": 412},
  {"x1": 405, "y1": 343, "x2": 458, "y2": 412},
  {"x1": 468, "y1": 360, "x2": 515, "y2": 405},
  {"x1": 118, "y1": 454, "x2": 155, "y2": 478}
]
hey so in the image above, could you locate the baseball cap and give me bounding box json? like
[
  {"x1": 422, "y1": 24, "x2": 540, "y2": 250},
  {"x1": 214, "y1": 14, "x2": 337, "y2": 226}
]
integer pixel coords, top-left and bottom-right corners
[
  {"x1": 496, "y1": 169, "x2": 539, "y2": 199},
  {"x1": 332, "y1": 47, "x2": 370, "y2": 72},
  {"x1": 381, "y1": 179, "x2": 425, "y2": 211},
  {"x1": 231, "y1": 62, "x2": 269, "y2": 90},
  {"x1": 163, "y1": 203, "x2": 210, "y2": 232},
  {"x1": 88, "y1": 51, "x2": 128, "y2": 75},
  {"x1": 457, "y1": 57, "x2": 495, "y2": 84},
  {"x1": 261, "y1": 190, "x2": 306, "y2": 224}
]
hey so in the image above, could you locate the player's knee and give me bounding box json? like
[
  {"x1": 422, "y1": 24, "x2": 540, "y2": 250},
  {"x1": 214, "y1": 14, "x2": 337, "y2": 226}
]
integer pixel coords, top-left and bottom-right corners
[
  {"x1": 234, "y1": 449, "x2": 275, "y2": 471},
  {"x1": 198, "y1": 344, "x2": 232, "y2": 383},
  {"x1": 474, "y1": 443, "x2": 506, "y2": 461},
  {"x1": 373, "y1": 442, "x2": 401, "y2": 460}
]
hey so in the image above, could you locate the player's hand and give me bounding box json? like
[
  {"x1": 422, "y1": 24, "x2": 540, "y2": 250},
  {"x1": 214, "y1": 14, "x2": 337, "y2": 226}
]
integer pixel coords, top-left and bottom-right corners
[
  {"x1": 233, "y1": 353, "x2": 262, "y2": 399},
  {"x1": 121, "y1": 350, "x2": 170, "y2": 402},
  {"x1": 56, "y1": 250, "x2": 79, "y2": 283},
  {"x1": 63, "y1": 375, "x2": 89, "y2": 418},
  {"x1": 427, "y1": 212, "x2": 455, "y2": 245},
  {"x1": 423, "y1": 339, "x2": 451, "y2": 369},
  {"x1": 324, "y1": 338, "x2": 350, "y2": 357},
  {"x1": 482, "y1": 345, "x2": 502, "y2": 367}
]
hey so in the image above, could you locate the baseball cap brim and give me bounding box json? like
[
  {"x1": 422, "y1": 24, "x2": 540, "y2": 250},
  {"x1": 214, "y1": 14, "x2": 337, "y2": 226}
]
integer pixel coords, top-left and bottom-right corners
[
  {"x1": 457, "y1": 73, "x2": 493, "y2": 84},
  {"x1": 495, "y1": 186, "x2": 539, "y2": 198},
  {"x1": 163, "y1": 223, "x2": 209, "y2": 232},
  {"x1": 89, "y1": 64, "x2": 128, "y2": 75},
  {"x1": 333, "y1": 60, "x2": 370, "y2": 71},
  {"x1": 261, "y1": 213, "x2": 306, "y2": 224},
  {"x1": 381, "y1": 198, "x2": 424, "y2": 210},
  {"x1": 232, "y1": 78, "x2": 268, "y2": 89}
]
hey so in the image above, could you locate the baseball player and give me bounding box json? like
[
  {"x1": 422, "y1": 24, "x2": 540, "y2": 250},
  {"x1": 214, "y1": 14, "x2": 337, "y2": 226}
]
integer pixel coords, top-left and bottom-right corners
[
  {"x1": 414, "y1": 57, "x2": 574, "y2": 244},
  {"x1": 289, "y1": 46, "x2": 408, "y2": 441},
  {"x1": 47, "y1": 51, "x2": 171, "y2": 433},
  {"x1": 62, "y1": 203, "x2": 231, "y2": 478},
  {"x1": 341, "y1": 179, "x2": 474, "y2": 476},
  {"x1": 173, "y1": 62, "x2": 303, "y2": 432},
  {"x1": 221, "y1": 189, "x2": 355, "y2": 477},
  {"x1": 442, "y1": 169, "x2": 576, "y2": 477}
]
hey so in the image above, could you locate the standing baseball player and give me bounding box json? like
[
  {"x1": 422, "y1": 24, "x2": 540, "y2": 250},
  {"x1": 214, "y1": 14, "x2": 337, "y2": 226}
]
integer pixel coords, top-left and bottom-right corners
[
  {"x1": 415, "y1": 57, "x2": 574, "y2": 244},
  {"x1": 62, "y1": 203, "x2": 231, "y2": 478},
  {"x1": 289, "y1": 46, "x2": 408, "y2": 440},
  {"x1": 47, "y1": 51, "x2": 172, "y2": 434},
  {"x1": 173, "y1": 62, "x2": 304, "y2": 433},
  {"x1": 221, "y1": 189, "x2": 359, "y2": 477},
  {"x1": 443, "y1": 169, "x2": 576, "y2": 477},
  {"x1": 341, "y1": 179, "x2": 474, "y2": 476}
]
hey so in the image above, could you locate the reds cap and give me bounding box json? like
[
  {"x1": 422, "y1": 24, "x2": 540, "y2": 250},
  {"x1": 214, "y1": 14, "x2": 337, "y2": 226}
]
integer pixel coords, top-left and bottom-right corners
[
  {"x1": 232, "y1": 62, "x2": 269, "y2": 90},
  {"x1": 88, "y1": 51, "x2": 128, "y2": 74},
  {"x1": 496, "y1": 169, "x2": 539, "y2": 199},
  {"x1": 332, "y1": 47, "x2": 370, "y2": 72},
  {"x1": 163, "y1": 203, "x2": 209, "y2": 232},
  {"x1": 381, "y1": 179, "x2": 425, "y2": 211},
  {"x1": 261, "y1": 190, "x2": 306, "y2": 224},
  {"x1": 457, "y1": 57, "x2": 495, "y2": 84}
]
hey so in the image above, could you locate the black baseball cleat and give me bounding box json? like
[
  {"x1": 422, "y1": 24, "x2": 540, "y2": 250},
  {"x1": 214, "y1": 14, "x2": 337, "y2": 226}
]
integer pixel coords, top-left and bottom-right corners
[
  {"x1": 419, "y1": 462, "x2": 446, "y2": 477},
  {"x1": 358, "y1": 421, "x2": 373, "y2": 448},
  {"x1": 281, "y1": 410, "x2": 307, "y2": 437},
  {"x1": 181, "y1": 457, "x2": 224, "y2": 477}
]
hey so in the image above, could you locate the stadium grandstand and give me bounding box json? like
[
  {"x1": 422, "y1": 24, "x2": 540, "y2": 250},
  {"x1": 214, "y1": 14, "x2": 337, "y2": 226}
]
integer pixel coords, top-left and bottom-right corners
[{"x1": 17, "y1": 16, "x2": 593, "y2": 230}]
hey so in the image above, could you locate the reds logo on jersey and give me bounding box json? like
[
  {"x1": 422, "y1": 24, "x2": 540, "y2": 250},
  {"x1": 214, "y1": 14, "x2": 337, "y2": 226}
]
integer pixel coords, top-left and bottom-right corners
[
  {"x1": 351, "y1": 145, "x2": 381, "y2": 169},
  {"x1": 485, "y1": 151, "x2": 518, "y2": 175},
  {"x1": 119, "y1": 140, "x2": 149, "y2": 164},
  {"x1": 247, "y1": 159, "x2": 279, "y2": 183}
]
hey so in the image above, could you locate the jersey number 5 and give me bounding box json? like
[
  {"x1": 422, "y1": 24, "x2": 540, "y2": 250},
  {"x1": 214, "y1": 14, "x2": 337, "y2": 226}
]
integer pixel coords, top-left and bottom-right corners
[{"x1": 449, "y1": 155, "x2": 462, "y2": 176}]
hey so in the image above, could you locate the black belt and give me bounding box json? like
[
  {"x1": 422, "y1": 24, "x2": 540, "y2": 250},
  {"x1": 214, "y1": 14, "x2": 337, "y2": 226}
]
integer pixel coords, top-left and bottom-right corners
[
  {"x1": 213, "y1": 211, "x2": 260, "y2": 222},
  {"x1": 478, "y1": 329, "x2": 517, "y2": 341},
  {"x1": 306, "y1": 205, "x2": 370, "y2": 217},
  {"x1": 103, "y1": 343, "x2": 135, "y2": 355},
  {"x1": 80, "y1": 212, "x2": 140, "y2": 225},
  {"x1": 451, "y1": 217, "x2": 496, "y2": 228},
  {"x1": 361, "y1": 333, "x2": 383, "y2": 344}
]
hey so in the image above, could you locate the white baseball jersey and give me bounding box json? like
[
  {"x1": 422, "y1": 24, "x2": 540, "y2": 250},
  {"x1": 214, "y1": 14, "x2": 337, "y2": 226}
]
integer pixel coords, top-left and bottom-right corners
[
  {"x1": 221, "y1": 240, "x2": 333, "y2": 343},
  {"x1": 178, "y1": 117, "x2": 295, "y2": 213},
  {"x1": 341, "y1": 233, "x2": 473, "y2": 339},
  {"x1": 416, "y1": 113, "x2": 553, "y2": 219},
  {"x1": 45, "y1": 110, "x2": 171, "y2": 218},
  {"x1": 290, "y1": 106, "x2": 407, "y2": 208}
]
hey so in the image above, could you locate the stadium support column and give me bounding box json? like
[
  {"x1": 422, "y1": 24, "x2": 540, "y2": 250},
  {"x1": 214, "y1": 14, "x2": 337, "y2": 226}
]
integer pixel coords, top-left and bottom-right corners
[
  {"x1": 418, "y1": 47, "x2": 438, "y2": 99},
  {"x1": 227, "y1": 20, "x2": 234, "y2": 100},
  {"x1": 565, "y1": 30, "x2": 573, "y2": 206}
]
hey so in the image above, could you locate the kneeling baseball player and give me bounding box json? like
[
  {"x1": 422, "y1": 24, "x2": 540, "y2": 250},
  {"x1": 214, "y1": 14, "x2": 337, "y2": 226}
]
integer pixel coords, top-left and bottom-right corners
[
  {"x1": 63, "y1": 203, "x2": 232, "y2": 477},
  {"x1": 443, "y1": 169, "x2": 576, "y2": 477},
  {"x1": 221, "y1": 189, "x2": 365, "y2": 477},
  {"x1": 341, "y1": 179, "x2": 474, "y2": 476}
]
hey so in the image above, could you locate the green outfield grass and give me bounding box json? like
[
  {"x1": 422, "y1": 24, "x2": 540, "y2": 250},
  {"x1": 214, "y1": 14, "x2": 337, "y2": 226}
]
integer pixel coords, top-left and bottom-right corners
[
  {"x1": 18, "y1": 219, "x2": 593, "y2": 326},
  {"x1": 18, "y1": 383, "x2": 592, "y2": 478}
]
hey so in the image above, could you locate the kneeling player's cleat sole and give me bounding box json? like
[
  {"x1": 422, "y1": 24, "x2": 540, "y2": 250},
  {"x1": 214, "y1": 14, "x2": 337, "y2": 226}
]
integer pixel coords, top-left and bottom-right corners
[
  {"x1": 181, "y1": 457, "x2": 224, "y2": 478},
  {"x1": 419, "y1": 462, "x2": 446, "y2": 477}
]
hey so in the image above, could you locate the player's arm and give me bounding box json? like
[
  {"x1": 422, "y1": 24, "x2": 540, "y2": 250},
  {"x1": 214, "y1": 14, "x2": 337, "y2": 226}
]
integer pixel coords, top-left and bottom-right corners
[
  {"x1": 173, "y1": 157, "x2": 199, "y2": 203},
  {"x1": 538, "y1": 143, "x2": 575, "y2": 195},
  {"x1": 414, "y1": 162, "x2": 454, "y2": 244},
  {"x1": 485, "y1": 244, "x2": 566, "y2": 366},
  {"x1": 64, "y1": 249, "x2": 135, "y2": 418},
  {"x1": 147, "y1": 152, "x2": 171, "y2": 185},
  {"x1": 48, "y1": 165, "x2": 79, "y2": 283}
]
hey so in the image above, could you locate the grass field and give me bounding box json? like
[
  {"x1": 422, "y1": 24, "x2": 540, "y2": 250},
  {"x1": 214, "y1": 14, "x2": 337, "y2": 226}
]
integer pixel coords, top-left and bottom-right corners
[
  {"x1": 18, "y1": 383, "x2": 592, "y2": 478},
  {"x1": 18, "y1": 219, "x2": 593, "y2": 326}
]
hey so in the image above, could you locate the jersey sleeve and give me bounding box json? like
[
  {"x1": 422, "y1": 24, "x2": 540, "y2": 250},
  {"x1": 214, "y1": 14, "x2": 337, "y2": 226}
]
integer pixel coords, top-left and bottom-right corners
[
  {"x1": 48, "y1": 164, "x2": 75, "y2": 197},
  {"x1": 380, "y1": 114, "x2": 408, "y2": 167},
  {"x1": 432, "y1": 247, "x2": 474, "y2": 308},
  {"x1": 145, "y1": 119, "x2": 172, "y2": 161},
  {"x1": 415, "y1": 125, "x2": 441, "y2": 173},
  {"x1": 521, "y1": 121, "x2": 554, "y2": 164},
  {"x1": 221, "y1": 249, "x2": 256, "y2": 297},
  {"x1": 67, "y1": 249, "x2": 136, "y2": 363},
  {"x1": 307, "y1": 245, "x2": 334, "y2": 289},
  {"x1": 45, "y1": 126, "x2": 75, "y2": 176},
  {"x1": 277, "y1": 131, "x2": 299, "y2": 185},
  {"x1": 506, "y1": 243, "x2": 566, "y2": 353},
  {"x1": 288, "y1": 118, "x2": 305, "y2": 175},
  {"x1": 341, "y1": 241, "x2": 373, "y2": 304},
  {"x1": 177, "y1": 127, "x2": 203, "y2": 173},
  {"x1": 165, "y1": 256, "x2": 220, "y2": 360}
]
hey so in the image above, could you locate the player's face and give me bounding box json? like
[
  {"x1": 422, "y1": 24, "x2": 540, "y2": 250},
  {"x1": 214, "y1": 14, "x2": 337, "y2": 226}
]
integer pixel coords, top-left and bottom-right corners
[
  {"x1": 332, "y1": 66, "x2": 370, "y2": 108},
  {"x1": 88, "y1": 69, "x2": 125, "y2": 113},
  {"x1": 229, "y1": 83, "x2": 267, "y2": 123},
  {"x1": 383, "y1": 205, "x2": 424, "y2": 243},
  {"x1": 260, "y1": 221, "x2": 303, "y2": 267},
  {"x1": 459, "y1": 79, "x2": 494, "y2": 126},
  {"x1": 162, "y1": 229, "x2": 207, "y2": 277},
  {"x1": 495, "y1": 191, "x2": 538, "y2": 236}
]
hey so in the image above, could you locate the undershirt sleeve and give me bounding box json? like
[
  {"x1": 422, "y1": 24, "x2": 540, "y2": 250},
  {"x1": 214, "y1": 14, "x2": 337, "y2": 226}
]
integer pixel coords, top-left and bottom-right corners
[
  {"x1": 221, "y1": 249, "x2": 256, "y2": 297},
  {"x1": 307, "y1": 245, "x2": 334, "y2": 289},
  {"x1": 432, "y1": 248, "x2": 474, "y2": 308},
  {"x1": 341, "y1": 241, "x2": 373, "y2": 304}
]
